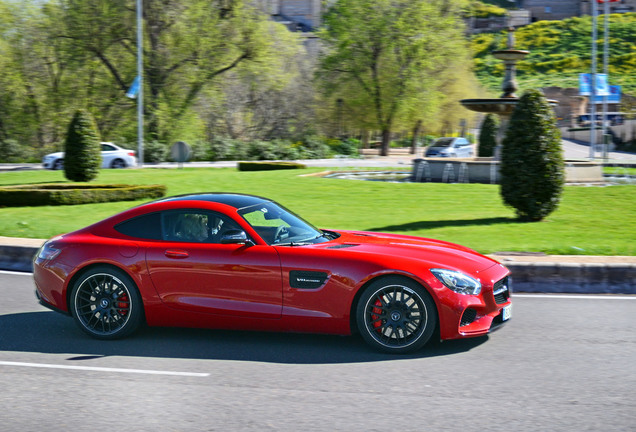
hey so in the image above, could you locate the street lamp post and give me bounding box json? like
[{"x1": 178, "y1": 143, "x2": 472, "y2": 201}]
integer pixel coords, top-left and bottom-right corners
[{"x1": 136, "y1": 0, "x2": 144, "y2": 167}]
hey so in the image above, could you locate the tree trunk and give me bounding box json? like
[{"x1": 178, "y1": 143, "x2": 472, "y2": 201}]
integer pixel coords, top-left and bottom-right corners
[
  {"x1": 380, "y1": 128, "x2": 391, "y2": 156},
  {"x1": 362, "y1": 130, "x2": 370, "y2": 149},
  {"x1": 410, "y1": 120, "x2": 422, "y2": 155}
]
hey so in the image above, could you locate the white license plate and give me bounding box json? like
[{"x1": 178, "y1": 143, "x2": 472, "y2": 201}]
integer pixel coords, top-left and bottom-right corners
[{"x1": 502, "y1": 305, "x2": 512, "y2": 321}]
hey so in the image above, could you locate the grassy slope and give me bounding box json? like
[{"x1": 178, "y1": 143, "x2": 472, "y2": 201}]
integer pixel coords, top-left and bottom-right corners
[
  {"x1": 472, "y1": 13, "x2": 636, "y2": 95},
  {"x1": 1, "y1": 168, "x2": 635, "y2": 255}
]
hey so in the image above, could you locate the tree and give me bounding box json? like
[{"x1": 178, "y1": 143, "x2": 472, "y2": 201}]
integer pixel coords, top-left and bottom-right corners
[
  {"x1": 58, "y1": 0, "x2": 278, "y2": 142},
  {"x1": 64, "y1": 109, "x2": 101, "y2": 182},
  {"x1": 317, "y1": 0, "x2": 470, "y2": 156},
  {"x1": 478, "y1": 114, "x2": 498, "y2": 157},
  {"x1": 500, "y1": 89, "x2": 564, "y2": 222}
]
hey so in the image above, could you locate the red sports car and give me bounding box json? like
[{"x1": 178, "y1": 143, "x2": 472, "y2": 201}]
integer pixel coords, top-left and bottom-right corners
[{"x1": 33, "y1": 193, "x2": 511, "y2": 353}]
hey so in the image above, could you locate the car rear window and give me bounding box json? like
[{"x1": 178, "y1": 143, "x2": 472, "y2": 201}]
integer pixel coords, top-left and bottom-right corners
[{"x1": 114, "y1": 212, "x2": 162, "y2": 240}]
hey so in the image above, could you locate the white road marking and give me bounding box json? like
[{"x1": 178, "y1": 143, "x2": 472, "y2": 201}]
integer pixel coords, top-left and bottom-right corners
[
  {"x1": 0, "y1": 270, "x2": 32, "y2": 276},
  {"x1": 0, "y1": 361, "x2": 210, "y2": 377},
  {"x1": 513, "y1": 294, "x2": 636, "y2": 300}
]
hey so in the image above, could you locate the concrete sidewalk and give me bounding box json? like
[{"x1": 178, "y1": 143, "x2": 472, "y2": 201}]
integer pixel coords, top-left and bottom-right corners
[{"x1": 2, "y1": 236, "x2": 634, "y2": 294}]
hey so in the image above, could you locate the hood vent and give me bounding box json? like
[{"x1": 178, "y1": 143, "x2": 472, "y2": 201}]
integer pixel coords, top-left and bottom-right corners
[{"x1": 327, "y1": 244, "x2": 358, "y2": 249}]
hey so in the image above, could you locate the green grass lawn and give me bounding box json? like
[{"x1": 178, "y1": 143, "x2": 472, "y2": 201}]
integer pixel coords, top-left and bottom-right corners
[
  {"x1": 1, "y1": 167, "x2": 635, "y2": 255},
  {"x1": 604, "y1": 166, "x2": 636, "y2": 176}
]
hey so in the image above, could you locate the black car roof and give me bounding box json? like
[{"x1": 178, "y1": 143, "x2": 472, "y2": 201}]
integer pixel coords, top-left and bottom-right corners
[{"x1": 155, "y1": 193, "x2": 272, "y2": 209}]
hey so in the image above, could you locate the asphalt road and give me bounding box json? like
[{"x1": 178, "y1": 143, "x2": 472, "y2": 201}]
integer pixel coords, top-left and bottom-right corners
[{"x1": 1, "y1": 270, "x2": 635, "y2": 432}]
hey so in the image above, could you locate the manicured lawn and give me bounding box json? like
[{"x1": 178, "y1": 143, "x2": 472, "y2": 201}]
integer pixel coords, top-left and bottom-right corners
[
  {"x1": 604, "y1": 166, "x2": 636, "y2": 176},
  {"x1": 1, "y1": 167, "x2": 635, "y2": 255}
]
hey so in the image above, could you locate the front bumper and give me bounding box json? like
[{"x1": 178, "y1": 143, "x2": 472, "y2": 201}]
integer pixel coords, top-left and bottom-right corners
[{"x1": 436, "y1": 265, "x2": 512, "y2": 340}]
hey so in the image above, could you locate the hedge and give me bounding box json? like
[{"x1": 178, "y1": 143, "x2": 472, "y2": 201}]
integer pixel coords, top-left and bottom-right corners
[
  {"x1": 0, "y1": 183, "x2": 166, "y2": 207},
  {"x1": 237, "y1": 161, "x2": 306, "y2": 171}
]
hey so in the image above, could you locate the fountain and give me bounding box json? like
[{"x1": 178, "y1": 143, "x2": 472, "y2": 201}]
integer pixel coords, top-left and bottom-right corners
[
  {"x1": 460, "y1": 26, "x2": 550, "y2": 156},
  {"x1": 409, "y1": 26, "x2": 603, "y2": 184}
]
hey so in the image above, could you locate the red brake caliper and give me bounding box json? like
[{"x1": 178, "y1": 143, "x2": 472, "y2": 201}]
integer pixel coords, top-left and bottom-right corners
[
  {"x1": 371, "y1": 300, "x2": 383, "y2": 332},
  {"x1": 117, "y1": 293, "x2": 129, "y2": 316}
]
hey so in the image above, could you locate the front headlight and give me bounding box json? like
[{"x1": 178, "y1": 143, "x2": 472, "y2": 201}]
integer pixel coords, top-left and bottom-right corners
[
  {"x1": 430, "y1": 268, "x2": 481, "y2": 295},
  {"x1": 36, "y1": 241, "x2": 61, "y2": 261}
]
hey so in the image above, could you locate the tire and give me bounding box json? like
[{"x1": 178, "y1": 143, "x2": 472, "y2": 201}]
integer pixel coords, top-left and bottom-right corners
[
  {"x1": 356, "y1": 276, "x2": 437, "y2": 354},
  {"x1": 70, "y1": 266, "x2": 144, "y2": 340},
  {"x1": 53, "y1": 159, "x2": 64, "y2": 170},
  {"x1": 110, "y1": 159, "x2": 126, "y2": 169}
]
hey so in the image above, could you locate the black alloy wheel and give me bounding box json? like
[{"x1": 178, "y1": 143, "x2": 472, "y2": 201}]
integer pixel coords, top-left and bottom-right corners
[
  {"x1": 110, "y1": 159, "x2": 126, "y2": 169},
  {"x1": 53, "y1": 159, "x2": 64, "y2": 170},
  {"x1": 356, "y1": 276, "x2": 437, "y2": 354},
  {"x1": 70, "y1": 266, "x2": 143, "y2": 339}
]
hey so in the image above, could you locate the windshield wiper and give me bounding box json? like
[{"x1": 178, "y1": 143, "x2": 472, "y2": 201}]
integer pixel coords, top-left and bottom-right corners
[{"x1": 275, "y1": 241, "x2": 313, "y2": 247}]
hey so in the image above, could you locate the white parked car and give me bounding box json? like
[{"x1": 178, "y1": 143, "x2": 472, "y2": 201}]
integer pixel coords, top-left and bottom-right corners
[
  {"x1": 424, "y1": 137, "x2": 474, "y2": 158},
  {"x1": 42, "y1": 142, "x2": 137, "y2": 170}
]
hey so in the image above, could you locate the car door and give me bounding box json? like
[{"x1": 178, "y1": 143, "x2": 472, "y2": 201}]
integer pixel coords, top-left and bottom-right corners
[
  {"x1": 145, "y1": 209, "x2": 283, "y2": 319},
  {"x1": 100, "y1": 143, "x2": 117, "y2": 168}
]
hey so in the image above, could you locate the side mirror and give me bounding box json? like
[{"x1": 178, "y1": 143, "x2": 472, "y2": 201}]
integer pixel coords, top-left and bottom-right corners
[{"x1": 220, "y1": 229, "x2": 254, "y2": 245}]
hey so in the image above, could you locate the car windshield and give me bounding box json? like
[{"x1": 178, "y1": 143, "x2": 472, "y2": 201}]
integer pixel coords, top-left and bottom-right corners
[
  {"x1": 238, "y1": 202, "x2": 333, "y2": 246},
  {"x1": 433, "y1": 138, "x2": 453, "y2": 147}
]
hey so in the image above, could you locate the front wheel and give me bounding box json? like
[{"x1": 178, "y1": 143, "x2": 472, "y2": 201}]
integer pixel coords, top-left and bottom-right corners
[
  {"x1": 356, "y1": 277, "x2": 437, "y2": 354},
  {"x1": 70, "y1": 266, "x2": 144, "y2": 340}
]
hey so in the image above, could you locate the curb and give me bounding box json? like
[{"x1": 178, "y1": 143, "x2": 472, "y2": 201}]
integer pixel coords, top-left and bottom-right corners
[
  {"x1": 505, "y1": 262, "x2": 636, "y2": 294},
  {"x1": 0, "y1": 245, "x2": 39, "y2": 273},
  {"x1": 1, "y1": 244, "x2": 634, "y2": 294}
]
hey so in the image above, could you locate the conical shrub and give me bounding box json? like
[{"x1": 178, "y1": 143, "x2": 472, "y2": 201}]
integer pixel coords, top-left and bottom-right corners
[
  {"x1": 64, "y1": 110, "x2": 101, "y2": 182},
  {"x1": 500, "y1": 89, "x2": 564, "y2": 222}
]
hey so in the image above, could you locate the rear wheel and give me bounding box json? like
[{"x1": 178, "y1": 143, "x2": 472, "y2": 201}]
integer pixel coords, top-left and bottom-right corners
[
  {"x1": 110, "y1": 159, "x2": 126, "y2": 169},
  {"x1": 70, "y1": 266, "x2": 143, "y2": 340},
  {"x1": 356, "y1": 276, "x2": 437, "y2": 354},
  {"x1": 53, "y1": 159, "x2": 64, "y2": 170}
]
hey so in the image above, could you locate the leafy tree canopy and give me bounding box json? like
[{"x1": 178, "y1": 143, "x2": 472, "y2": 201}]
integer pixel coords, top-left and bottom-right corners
[{"x1": 317, "y1": 0, "x2": 474, "y2": 155}]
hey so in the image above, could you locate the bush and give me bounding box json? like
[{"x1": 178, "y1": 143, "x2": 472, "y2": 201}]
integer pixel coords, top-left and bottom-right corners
[
  {"x1": 500, "y1": 89, "x2": 564, "y2": 222},
  {"x1": 247, "y1": 140, "x2": 279, "y2": 161},
  {"x1": 188, "y1": 139, "x2": 211, "y2": 161},
  {"x1": 237, "y1": 161, "x2": 306, "y2": 171},
  {"x1": 209, "y1": 136, "x2": 248, "y2": 161},
  {"x1": 64, "y1": 110, "x2": 101, "y2": 182},
  {"x1": 144, "y1": 140, "x2": 168, "y2": 163},
  {"x1": 300, "y1": 135, "x2": 330, "y2": 159},
  {"x1": 0, "y1": 139, "x2": 27, "y2": 163},
  {"x1": 0, "y1": 183, "x2": 166, "y2": 206},
  {"x1": 328, "y1": 138, "x2": 360, "y2": 156},
  {"x1": 478, "y1": 114, "x2": 498, "y2": 157}
]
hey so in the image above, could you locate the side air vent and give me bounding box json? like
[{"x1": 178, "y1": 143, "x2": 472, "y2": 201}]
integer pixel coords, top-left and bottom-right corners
[
  {"x1": 327, "y1": 244, "x2": 358, "y2": 249},
  {"x1": 460, "y1": 308, "x2": 477, "y2": 327},
  {"x1": 289, "y1": 271, "x2": 329, "y2": 289}
]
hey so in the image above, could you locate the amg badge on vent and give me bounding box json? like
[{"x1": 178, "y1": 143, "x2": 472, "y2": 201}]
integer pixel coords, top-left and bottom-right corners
[{"x1": 289, "y1": 271, "x2": 329, "y2": 289}]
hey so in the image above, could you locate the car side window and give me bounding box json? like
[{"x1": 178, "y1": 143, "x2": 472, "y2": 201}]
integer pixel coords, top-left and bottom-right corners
[
  {"x1": 162, "y1": 210, "x2": 240, "y2": 243},
  {"x1": 114, "y1": 212, "x2": 162, "y2": 240},
  {"x1": 101, "y1": 144, "x2": 115, "y2": 151}
]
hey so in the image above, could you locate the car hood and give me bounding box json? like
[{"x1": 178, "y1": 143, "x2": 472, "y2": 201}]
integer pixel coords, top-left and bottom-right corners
[{"x1": 323, "y1": 230, "x2": 499, "y2": 274}]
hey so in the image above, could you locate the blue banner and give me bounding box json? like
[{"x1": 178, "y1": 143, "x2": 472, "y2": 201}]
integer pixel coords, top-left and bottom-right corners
[
  {"x1": 579, "y1": 73, "x2": 611, "y2": 97},
  {"x1": 591, "y1": 85, "x2": 621, "y2": 103},
  {"x1": 126, "y1": 76, "x2": 140, "y2": 99},
  {"x1": 579, "y1": 73, "x2": 592, "y2": 95}
]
